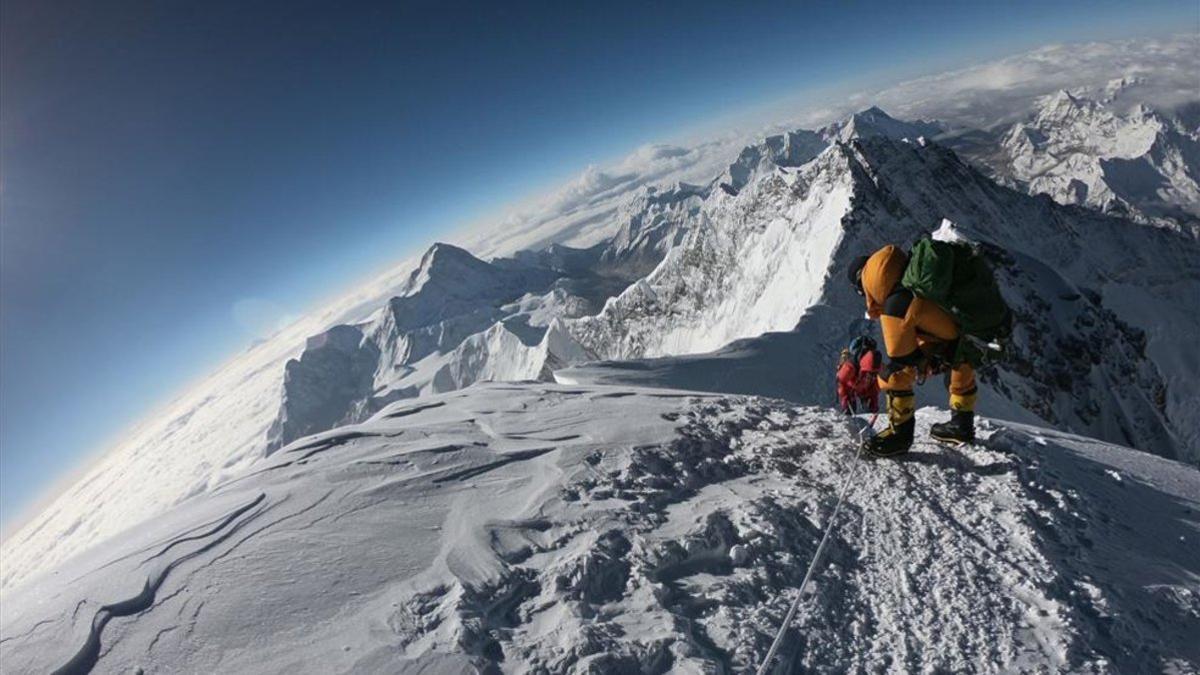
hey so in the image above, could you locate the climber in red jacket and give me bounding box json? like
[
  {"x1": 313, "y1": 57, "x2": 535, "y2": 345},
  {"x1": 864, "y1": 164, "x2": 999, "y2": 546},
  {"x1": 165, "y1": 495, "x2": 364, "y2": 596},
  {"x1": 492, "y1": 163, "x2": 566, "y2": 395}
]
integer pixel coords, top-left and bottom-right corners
[
  {"x1": 836, "y1": 348, "x2": 858, "y2": 415},
  {"x1": 850, "y1": 335, "x2": 882, "y2": 414}
]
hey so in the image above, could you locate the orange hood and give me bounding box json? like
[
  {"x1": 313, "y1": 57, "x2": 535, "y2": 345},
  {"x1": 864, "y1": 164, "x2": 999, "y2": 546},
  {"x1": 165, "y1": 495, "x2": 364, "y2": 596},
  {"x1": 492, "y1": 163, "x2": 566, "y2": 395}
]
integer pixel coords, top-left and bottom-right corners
[{"x1": 861, "y1": 245, "x2": 908, "y2": 319}]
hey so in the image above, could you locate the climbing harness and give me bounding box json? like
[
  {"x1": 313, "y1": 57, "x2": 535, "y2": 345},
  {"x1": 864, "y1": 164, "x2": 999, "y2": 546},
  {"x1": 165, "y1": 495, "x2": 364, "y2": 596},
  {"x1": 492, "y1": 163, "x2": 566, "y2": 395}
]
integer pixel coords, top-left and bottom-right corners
[{"x1": 754, "y1": 414, "x2": 876, "y2": 675}]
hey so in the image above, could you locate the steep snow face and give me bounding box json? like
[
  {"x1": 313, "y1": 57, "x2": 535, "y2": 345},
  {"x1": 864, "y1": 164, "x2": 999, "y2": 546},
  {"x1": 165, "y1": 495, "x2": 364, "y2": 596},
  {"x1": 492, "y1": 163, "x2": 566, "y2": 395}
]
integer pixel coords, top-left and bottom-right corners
[
  {"x1": 969, "y1": 91, "x2": 1200, "y2": 229},
  {"x1": 2, "y1": 384, "x2": 1197, "y2": 673},
  {"x1": 596, "y1": 182, "x2": 707, "y2": 279},
  {"x1": 571, "y1": 146, "x2": 853, "y2": 359},
  {"x1": 836, "y1": 138, "x2": 1200, "y2": 463}
]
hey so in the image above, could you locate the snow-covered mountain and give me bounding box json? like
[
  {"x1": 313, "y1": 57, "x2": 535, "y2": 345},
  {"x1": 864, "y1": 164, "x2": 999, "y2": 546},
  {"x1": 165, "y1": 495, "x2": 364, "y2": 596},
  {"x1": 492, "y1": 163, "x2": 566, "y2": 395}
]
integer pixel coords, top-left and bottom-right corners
[
  {"x1": 3, "y1": 384, "x2": 1197, "y2": 672},
  {"x1": 265, "y1": 232, "x2": 682, "y2": 454},
  {"x1": 4, "y1": 98, "x2": 1200, "y2": 613},
  {"x1": 945, "y1": 90, "x2": 1200, "y2": 231},
  {"x1": 823, "y1": 105, "x2": 945, "y2": 145},
  {"x1": 275, "y1": 105, "x2": 1200, "y2": 468},
  {"x1": 564, "y1": 129, "x2": 1199, "y2": 463},
  {"x1": 266, "y1": 242, "x2": 564, "y2": 451}
]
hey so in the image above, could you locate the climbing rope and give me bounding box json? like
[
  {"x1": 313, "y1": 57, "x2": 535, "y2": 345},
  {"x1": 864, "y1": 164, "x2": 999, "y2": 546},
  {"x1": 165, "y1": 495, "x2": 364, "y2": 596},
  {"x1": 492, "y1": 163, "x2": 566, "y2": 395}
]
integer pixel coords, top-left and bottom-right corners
[{"x1": 754, "y1": 414, "x2": 876, "y2": 675}]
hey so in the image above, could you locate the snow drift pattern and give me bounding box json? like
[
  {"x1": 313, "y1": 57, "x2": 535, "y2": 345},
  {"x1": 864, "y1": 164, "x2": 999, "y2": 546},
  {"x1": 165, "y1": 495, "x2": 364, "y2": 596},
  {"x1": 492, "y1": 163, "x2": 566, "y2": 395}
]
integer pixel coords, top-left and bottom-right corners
[{"x1": 2, "y1": 385, "x2": 1196, "y2": 673}]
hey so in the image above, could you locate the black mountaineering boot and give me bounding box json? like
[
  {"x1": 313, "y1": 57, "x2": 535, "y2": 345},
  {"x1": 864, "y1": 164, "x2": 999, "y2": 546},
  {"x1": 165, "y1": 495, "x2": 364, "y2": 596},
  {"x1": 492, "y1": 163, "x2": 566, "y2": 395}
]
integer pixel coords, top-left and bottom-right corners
[
  {"x1": 864, "y1": 391, "x2": 916, "y2": 458},
  {"x1": 930, "y1": 410, "x2": 975, "y2": 445},
  {"x1": 864, "y1": 417, "x2": 915, "y2": 457}
]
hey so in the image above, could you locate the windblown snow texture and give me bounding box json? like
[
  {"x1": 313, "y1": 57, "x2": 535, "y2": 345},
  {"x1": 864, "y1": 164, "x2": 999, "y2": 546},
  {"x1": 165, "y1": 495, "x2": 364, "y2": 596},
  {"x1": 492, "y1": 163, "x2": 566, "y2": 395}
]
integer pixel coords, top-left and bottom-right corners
[{"x1": 1, "y1": 385, "x2": 1196, "y2": 673}]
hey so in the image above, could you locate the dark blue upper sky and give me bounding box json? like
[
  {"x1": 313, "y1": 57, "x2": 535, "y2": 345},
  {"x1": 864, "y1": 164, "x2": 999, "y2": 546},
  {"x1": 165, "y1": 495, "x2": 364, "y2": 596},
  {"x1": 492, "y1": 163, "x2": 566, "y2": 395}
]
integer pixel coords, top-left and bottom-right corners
[{"x1": 1, "y1": 0, "x2": 1193, "y2": 524}]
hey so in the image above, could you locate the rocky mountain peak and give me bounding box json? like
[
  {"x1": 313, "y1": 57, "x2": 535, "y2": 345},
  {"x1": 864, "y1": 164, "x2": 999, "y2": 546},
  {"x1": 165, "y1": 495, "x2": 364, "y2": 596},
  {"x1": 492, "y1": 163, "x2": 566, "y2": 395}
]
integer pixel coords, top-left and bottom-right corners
[
  {"x1": 833, "y1": 106, "x2": 944, "y2": 143},
  {"x1": 1032, "y1": 89, "x2": 1097, "y2": 125},
  {"x1": 410, "y1": 242, "x2": 494, "y2": 288}
]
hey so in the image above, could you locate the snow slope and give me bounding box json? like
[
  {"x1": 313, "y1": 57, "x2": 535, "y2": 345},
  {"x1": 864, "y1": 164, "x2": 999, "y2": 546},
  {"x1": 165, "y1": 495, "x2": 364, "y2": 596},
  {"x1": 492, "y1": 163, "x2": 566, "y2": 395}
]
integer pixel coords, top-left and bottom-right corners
[
  {"x1": 0, "y1": 249, "x2": 442, "y2": 594},
  {"x1": 0, "y1": 242, "x2": 601, "y2": 594},
  {"x1": 2, "y1": 383, "x2": 1196, "y2": 673},
  {"x1": 562, "y1": 108, "x2": 962, "y2": 363}
]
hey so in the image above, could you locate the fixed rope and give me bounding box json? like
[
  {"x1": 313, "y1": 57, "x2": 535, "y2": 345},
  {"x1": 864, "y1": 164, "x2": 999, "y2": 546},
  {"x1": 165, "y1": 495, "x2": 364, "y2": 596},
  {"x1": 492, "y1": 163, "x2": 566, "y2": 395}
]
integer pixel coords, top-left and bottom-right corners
[{"x1": 754, "y1": 414, "x2": 876, "y2": 675}]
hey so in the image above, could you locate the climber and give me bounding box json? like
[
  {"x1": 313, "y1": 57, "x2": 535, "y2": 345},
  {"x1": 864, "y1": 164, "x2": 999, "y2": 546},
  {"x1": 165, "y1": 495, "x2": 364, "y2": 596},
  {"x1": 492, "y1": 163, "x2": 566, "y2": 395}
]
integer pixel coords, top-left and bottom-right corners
[
  {"x1": 847, "y1": 239, "x2": 1010, "y2": 456},
  {"x1": 849, "y1": 335, "x2": 881, "y2": 414},
  {"x1": 836, "y1": 348, "x2": 858, "y2": 415}
]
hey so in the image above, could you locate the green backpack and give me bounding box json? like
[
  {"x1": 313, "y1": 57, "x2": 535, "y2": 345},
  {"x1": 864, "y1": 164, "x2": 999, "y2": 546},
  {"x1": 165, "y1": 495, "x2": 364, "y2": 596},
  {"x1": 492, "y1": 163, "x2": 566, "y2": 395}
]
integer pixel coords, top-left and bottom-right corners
[{"x1": 900, "y1": 237, "x2": 1012, "y2": 365}]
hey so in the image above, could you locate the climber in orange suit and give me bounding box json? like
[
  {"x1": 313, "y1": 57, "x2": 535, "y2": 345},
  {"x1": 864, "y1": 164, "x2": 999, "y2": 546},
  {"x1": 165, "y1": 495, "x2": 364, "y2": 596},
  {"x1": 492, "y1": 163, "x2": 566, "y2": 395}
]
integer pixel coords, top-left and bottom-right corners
[{"x1": 848, "y1": 245, "x2": 978, "y2": 456}]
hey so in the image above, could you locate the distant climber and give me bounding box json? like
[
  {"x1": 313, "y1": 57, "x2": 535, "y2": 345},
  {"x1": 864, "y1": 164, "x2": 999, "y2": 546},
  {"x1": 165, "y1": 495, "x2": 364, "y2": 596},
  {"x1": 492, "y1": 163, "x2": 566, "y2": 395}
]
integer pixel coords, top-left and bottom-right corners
[
  {"x1": 836, "y1": 348, "x2": 858, "y2": 415},
  {"x1": 847, "y1": 237, "x2": 1011, "y2": 456},
  {"x1": 849, "y1": 335, "x2": 881, "y2": 414}
]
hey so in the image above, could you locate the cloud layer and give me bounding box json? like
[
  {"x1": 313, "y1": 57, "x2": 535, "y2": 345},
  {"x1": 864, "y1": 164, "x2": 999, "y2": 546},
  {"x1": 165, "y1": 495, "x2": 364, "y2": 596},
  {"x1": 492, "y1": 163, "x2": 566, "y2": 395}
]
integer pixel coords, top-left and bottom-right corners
[
  {"x1": 458, "y1": 34, "x2": 1198, "y2": 258},
  {"x1": 852, "y1": 34, "x2": 1199, "y2": 128}
]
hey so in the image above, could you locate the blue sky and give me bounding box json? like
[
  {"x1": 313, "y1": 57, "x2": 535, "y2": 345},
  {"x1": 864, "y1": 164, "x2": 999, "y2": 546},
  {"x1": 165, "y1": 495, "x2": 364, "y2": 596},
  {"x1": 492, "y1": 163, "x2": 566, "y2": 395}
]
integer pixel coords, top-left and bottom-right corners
[{"x1": 0, "y1": 0, "x2": 1194, "y2": 526}]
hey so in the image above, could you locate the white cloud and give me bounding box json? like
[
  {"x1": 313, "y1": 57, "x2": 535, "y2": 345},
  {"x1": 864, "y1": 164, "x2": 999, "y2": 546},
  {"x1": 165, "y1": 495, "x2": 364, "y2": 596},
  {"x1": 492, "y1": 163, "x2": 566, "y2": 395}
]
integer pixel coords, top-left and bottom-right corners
[
  {"x1": 867, "y1": 34, "x2": 1199, "y2": 128},
  {"x1": 460, "y1": 137, "x2": 744, "y2": 258},
  {"x1": 458, "y1": 33, "x2": 1198, "y2": 259}
]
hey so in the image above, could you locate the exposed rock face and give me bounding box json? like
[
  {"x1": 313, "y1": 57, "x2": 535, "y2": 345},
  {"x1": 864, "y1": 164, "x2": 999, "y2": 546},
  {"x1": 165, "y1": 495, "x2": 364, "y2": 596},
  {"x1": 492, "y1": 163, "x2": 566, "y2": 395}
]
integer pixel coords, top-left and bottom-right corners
[{"x1": 267, "y1": 325, "x2": 379, "y2": 452}]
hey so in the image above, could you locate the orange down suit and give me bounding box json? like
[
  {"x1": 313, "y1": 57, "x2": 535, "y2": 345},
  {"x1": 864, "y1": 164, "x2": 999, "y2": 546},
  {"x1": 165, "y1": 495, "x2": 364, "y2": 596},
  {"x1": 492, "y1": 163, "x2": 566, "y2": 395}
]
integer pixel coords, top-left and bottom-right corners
[{"x1": 860, "y1": 245, "x2": 977, "y2": 421}]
